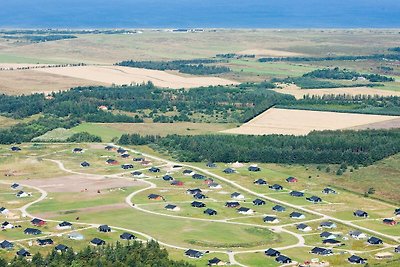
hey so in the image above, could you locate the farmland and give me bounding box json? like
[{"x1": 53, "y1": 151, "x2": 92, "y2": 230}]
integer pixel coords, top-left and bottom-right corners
[{"x1": 221, "y1": 108, "x2": 399, "y2": 135}]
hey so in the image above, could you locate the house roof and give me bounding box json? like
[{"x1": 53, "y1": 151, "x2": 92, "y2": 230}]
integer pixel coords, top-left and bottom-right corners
[
  {"x1": 31, "y1": 218, "x2": 45, "y2": 225},
  {"x1": 265, "y1": 248, "x2": 280, "y2": 257},
  {"x1": 307, "y1": 196, "x2": 322, "y2": 202},
  {"x1": 208, "y1": 257, "x2": 222, "y2": 265},
  {"x1": 290, "y1": 191, "x2": 304, "y2": 197},
  {"x1": 11, "y1": 183, "x2": 19, "y2": 188},
  {"x1": 311, "y1": 247, "x2": 332, "y2": 255},
  {"x1": 187, "y1": 188, "x2": 202, "y2": 194},
  {"x1": 120, "y1": 232, "x2": 135, "y2": 240},
  {"x1": 24, "y1": 228, "x2": 42, "y2": 235},
  {"x1": 349, "y1": 230, "x2": 364, "y2": 237},
  {"x1": 98, "y1": 225, "x2": 111, "y2": 231},
  {"x1": 163, "y1": 175, "x2": 173, "y2": 180},
  {"x1": 320, "y1": 221, "x2": 335, "y2": 227},
  {"x1": 148, "y1": 194, "x2": 161, "y2": 199},
  {"x1": 263, "y1": 216, "x2": 277, "y2": 222},
  {"x1": 272, "y1": 205, "x2": 285, "y2": 212},
  {"x1": 16, "y1": 248, "x2": 30, "y2": 257},
  {"x1": 225, "y1": 201, "x2": 240, "y2": 207},
  {"x1": 248, "y1": 166, "x2": 260, "y2": 171},
  {"x1": 192, "y1": 174, "x2": 205, "y2": 179},
  {"x1": 276, "y1": 255, "x2": 291, "y2": 263},
  {"x1": 290, "y1": 212, "x2": 304, "y2": 218},
  {"x1": 191, "y1": 201, "x2": 205, "y2": 207},
  {"x1": 91, "y1": 238, "x2": 105, "y2": 245},
  {"x1": 204, "y1": 208, "x2": 217, "y2": 215},
  {"x1": 237, "y1": 207, "x2": 251, "y2": 213},
  {"x1": 81, "y1": 161, "x2": 90, "y2": 166},
  {"x1": 297, "y1": 223, "x2": 310, "y2": 230},
  {"x1": 253, "y1": 199, "x2": 266, "y2": 205},
  {"x1": 58, "y1": 221, "x2": 72, "y2": 227},
  {"x1": 165, "y1": 204, "x2": 177, "y2": 210},
  {"x1": 348, "y1": 255, "x2": 366, "y2": 263},
  {"x1": 223, "y1": 168, "x2": 235, "y2": 173},
  {"x1": 269, "y1": 184, "x2": 283, "y2": 190},
  {"x1": 322, "y1": 187, "x2": 336, "y2": 194},
  {"x1": 254, "y1": 179, "x2": 267, "y2": 184},
  {"x1": 193, "y1": 193, "x2": 206, "y2": 199},
  {"x1": 354, "y1": 210, "x2": 368, "y2": 216},
  {"x1": 323, "y1": 239, "x2": 341, "y2": 244},
  {"x1": 185, "y1": 249, "x2": 203, "y2": 258},
  {"x1": 37, "y1": 238, "x2": 53, "y2": 246},
  {"x1": 0, "y1": 240, "x2": 13, "y2": 249},
  {"x1": 55, "y1": 244, "x2": 68, "y2": 251},
  {"x1": 231, "y1": 192, "x2": 242, "y2": 197},
  {"x1": 320, "y1": 231, "x2": 335, "y2": 238},
  {"x1": 368, "y1": 236, "x2": 383, "y2": 244},
  {"x1": 183, "y1": 169, "x2": 193, "y2": 173}
]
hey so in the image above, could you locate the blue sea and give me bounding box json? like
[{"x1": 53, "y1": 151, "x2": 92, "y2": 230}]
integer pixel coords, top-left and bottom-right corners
[{"x1": 1, "y1": 0, "x2": 399, "y2": 28}]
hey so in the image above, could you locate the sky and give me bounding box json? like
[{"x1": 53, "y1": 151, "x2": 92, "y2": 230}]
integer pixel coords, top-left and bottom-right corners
[{"x1": 0, "y1": 0, "x2": 399, "y2": 28}]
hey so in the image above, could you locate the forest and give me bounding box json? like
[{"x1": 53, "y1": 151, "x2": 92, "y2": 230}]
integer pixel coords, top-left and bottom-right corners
[
  {"x1": 0, "y1": 241, "x2": 193, "y2": 267},
  {"x1": 119, "y1": 129, "x2": 400, "y2": 166},
  {"x1": 0, "y1": 83, "x2": 294, "y2": 124},
  {"x1": 116, "y1": 59, "x2": 231, "y2": 75}
]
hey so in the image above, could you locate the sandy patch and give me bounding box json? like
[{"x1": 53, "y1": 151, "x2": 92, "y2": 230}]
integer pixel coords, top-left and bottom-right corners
[
  {"x1": 34, "y1": 65, "x2": 238, "y2": 89},
  {"x1": 273, "y1": 84, "x2": 400, "y2": 99},
  {"x1": 22, "y1": 175, "x2": 144, "y2": 193},
  {"x1": 237, "y1": 49, "x2": 304, "y2": 57},
  {"x1": 221, "y1": 107, "x2": 399, "y2": 135}
]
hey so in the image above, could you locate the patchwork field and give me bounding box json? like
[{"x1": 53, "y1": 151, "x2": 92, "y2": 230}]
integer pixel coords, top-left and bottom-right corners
[
  {"x1": 34, "y1": 65, "x2": 238, "y2": 89},
  {"x1": 221, "y1": 107, "x2": 400, "y2": 135}
]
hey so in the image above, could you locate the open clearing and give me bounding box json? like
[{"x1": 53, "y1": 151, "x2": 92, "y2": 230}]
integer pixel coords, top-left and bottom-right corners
[
  {"x1": 273, "y1": 84, "x2": 400, "y2": 99},
  {"x1": 221, "y1": 107, "x2": 400, "y2": 135},
  {"x1": 34, "y1": 65, "x2": 238, "y2": 89},
  {"x1": 22, "y1": 174, "x2": 145, "y2": 193}
]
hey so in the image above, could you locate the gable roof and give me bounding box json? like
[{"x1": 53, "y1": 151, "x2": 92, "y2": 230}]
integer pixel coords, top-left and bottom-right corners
[
  {"x1": 185, "y1": 249, "x2": 203, "y2": 258},
  {"x1": 165, "y1": 204, "x2": 178, "y2": 210},
  {"x1": 320, "y1": 231, "x2": 335, "y2": 238},
  {"x1": 311, "y1": 247, "x2": 333, "y2": 255},
  {"x1": 368, "y1": 236, "x2": 383, "y2": 244},
  {"x1": 265, "y1": 248, "x2": 280, "y2": 257},
  {"x1": 289, "y1": 191, "x2": 304, "y2": 197},
  {"x1": 16, "y1": 248, "x2": 30, "y2": 257},
  {"x1": 322, "y1": 187, "x2": 336, "y2": 194},
  {"x1": 254, "y1": 179, "x2": 267, "y2": 185},
  {"x1": 276, "y1": 255, "x2": 291, "y2": 263},
  {"x1": 269, "y1": 184, "x2": 283, "y2": 190},
  {"x1": 204, "y1": 208, "x2": 217, "y2": 215},
  {"x1": 253, "y1": 199, "x2": 266, "y2": 205},
  {"x1": 297, "y1": 223, "x2": 310, "y2": 230},
  {"x1": 187, "y1": 188, "x2": 202, "y2": 195},
  {"x1": 320, "y1": 221, "x2": 336, "y2": 228},
  {"x1": 354, "y1": 210, "x2": 368, "y2": 217},
  {"x1": 98, "y1": 224, "x2": 111, "y2": 232},
  {"x1": 223, "y1": 168, "x2": 235, "y2": 173},
  {"x1": 248, "y1": 166, "x2": 260, "y2": 172},
  {"x1": 208, "y1": 257, "x2": 223, "y2": 265},
  {"x1": 348, "y1": 255, "x2": 366, "y2": 264},
  {"x1": 323, "y1": 239, "x2": 341, "y2": 244},
  {"x1": 272, "y1": 205, "x2": 285, "y2": 212},
  {"x1": 148, "y1": 194, "x2": 162, "y2": 199},
  {"x1": 120, "y1": 232, "x2": 136, "y2": 240},
  {"x1": 237, "y1": 207, "x2": 252, "y2": 213},
  {"x1": 192, "y1": 173, "x2": 206, "y2": 179},
  {"x1": 58, "y1": 221, "x2": 72, "y2": 227},
  {"x1": 24, "y1": 228, "x2": 42, "y2": 235},
  {"x1": 263, "y1": 216, "x2": 278, "y2": 222},
  {"x1": 191, "y1": 201, "x2": 206, "y2": 208},
  {"x1": 225, "y1": 201, "x2": 240, "y2": 207},
  {"x1": 0, "y1": 240, "x2": 13, "y2": 249},
  {"x1": 290, "y1": 212, "x2": 304, "y2": 218},
  {"x1": 306, "y1": 196, "x2": 322, "y2": 203},
  {"x1": 91, "y1": 238, "x2": 105, "y2": 245},
  {"x1": 55, "y1": 244, "x2": 68, "y2": 251},
  {"x1": 37, "y1": 238, "x2": 53, "y2": 246}
]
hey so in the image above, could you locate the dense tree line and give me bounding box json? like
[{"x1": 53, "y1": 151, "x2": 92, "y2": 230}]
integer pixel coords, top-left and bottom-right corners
[
  {"x1": 0, "y1": 241, "x2": 193, "y2": 267},
  {"x1": 119, "y1": 129, "x2": 400, "y2": 166},
  {"x1": 2, "y1": 35, "x2": 77, "y2": 43},
  {"x1": 116, "y1": 59, "x2": 231, "y2": 75},
  {"x1": 66, "y1": 132, "x2": 102, "y2": 142},
  {"x1": 0, "y1": 116, "x2": 79, "y2": 144},
  {"x1": 0, "y1": 83, "x2": 294, "y2": 123},
  {"x1": 271, "y1": 77, "x2": 380, "y2": 89},
  {"x1": 277, "y1": 95, "x2": 400, "y2": 116},
  {"x1": 0, "y1": 29, "x2": 135, "y2": 35},
  {"x1": 258, "y1": 53, "x2": 400, "y2": 62},
  {"x1": 303, "y1": 67, "x2": 394, "y2": 82},
  {"x1": 388, "y1": 47, "x2": 400, "y2": 53},
  {"x1": 216, "y1": 53, "x2": 255, "y2": 59}
]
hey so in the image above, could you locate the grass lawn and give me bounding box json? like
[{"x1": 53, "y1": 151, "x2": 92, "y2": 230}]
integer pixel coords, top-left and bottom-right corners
[
  {"x1": 235, "y1": 252, "x2": 280, "y2": 267},
  {"x1": 70, "y1": 123, "x2": 124, "y2": 142}
]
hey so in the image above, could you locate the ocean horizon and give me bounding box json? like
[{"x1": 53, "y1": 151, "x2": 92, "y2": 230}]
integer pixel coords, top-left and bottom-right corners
[{"x1": 1, "y1": 0, "x2": 400, "y2": 29}]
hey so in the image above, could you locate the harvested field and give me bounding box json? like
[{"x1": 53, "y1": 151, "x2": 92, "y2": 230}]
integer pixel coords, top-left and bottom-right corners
[
  {"x1": 22, "y1": 175, "x2": 144, "y2": 193},
  {"x1": 35, "y1": 65, "x2": 238, "y2": 89},
  {"x1": 273, "y1": 84, "x2": 400, "y2": 99},
  {"x1": 221, "y1": 107, "x2": 399, "y2": 135},
  {"x1": 0, "y1": 69, "x2": 104, "y2": 95},
  {"x1": 348, "y1": 117, "x2": 400, "y2": 130}
]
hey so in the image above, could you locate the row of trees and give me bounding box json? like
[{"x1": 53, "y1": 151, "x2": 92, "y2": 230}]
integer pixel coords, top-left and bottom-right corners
[
  {"x1": 258, "y1": 53, "x2": 400, "y2": 62},
  {"x1": 2, "y1": 35, "x2": 77, "y2": 43},
  {"x1": 0, "y1": 241, "x2": 193, "y2": 267},
  {"x1": 118, "y1": 129, "x2": 400, "y2": 166},
  {"x1": 302, "y1": 67, "x2": 394, "y2": 82},
  {"x1": 277, "y1": 94, "x2": 400, "y2": 116},
  {"x1": 116, "y1": 59, "x2": 231, "y2": 75}
]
